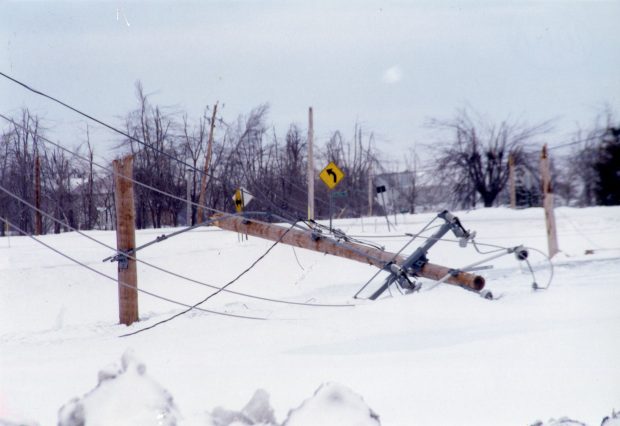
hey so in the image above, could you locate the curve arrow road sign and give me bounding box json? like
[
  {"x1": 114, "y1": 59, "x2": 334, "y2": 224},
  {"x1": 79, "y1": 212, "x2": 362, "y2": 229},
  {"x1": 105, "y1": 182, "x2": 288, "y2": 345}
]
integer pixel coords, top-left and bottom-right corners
[{"x1": 319, "y1": 161, "x2": 345, "y2": 189}]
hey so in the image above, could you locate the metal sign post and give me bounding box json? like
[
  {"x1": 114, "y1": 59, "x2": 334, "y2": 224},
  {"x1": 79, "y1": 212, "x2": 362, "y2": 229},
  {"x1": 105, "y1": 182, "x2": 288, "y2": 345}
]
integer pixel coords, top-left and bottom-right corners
[
  {"x1": 376, "y1": 185, "x2": 391, "y2": 232},
  {"x1": 319, "y1": 161, "x2": 345, "y2": 231}
]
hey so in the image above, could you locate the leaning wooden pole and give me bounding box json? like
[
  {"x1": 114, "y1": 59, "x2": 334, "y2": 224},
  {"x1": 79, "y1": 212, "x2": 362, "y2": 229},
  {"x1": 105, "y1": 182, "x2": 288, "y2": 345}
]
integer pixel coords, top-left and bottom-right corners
[
  {"x1": 113, "y1": 155, "x2": 139, "y2": 326},
  {"x1": 212, "y1": 215, "x2": 485, "y2": 291},
  {"x1": 540, "y1": 144, "x2": 559, "y2": 258},
  {"x1": 197, "y1": 102, "x2": 218, "y2": 223}
]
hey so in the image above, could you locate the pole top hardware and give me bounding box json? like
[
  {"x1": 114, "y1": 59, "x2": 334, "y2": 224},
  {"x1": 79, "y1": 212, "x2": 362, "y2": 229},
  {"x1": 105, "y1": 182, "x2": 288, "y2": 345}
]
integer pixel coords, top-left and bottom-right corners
[{"x1": 369, "y1": 210, "x2": 480, "y2": 300}]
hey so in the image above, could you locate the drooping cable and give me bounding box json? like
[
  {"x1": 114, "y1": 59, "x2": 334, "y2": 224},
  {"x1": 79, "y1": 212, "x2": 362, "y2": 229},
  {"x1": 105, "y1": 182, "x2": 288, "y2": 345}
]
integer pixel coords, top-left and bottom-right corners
[
  {"x1": 3, "y1": 218, "x2": 267, "y2": 321},
  {"x1": 0, "y1": 184, "x2": 352, "y2": 308},
  {"x1": 120, "y1": 220, "x2": 301, "y2": 337}
]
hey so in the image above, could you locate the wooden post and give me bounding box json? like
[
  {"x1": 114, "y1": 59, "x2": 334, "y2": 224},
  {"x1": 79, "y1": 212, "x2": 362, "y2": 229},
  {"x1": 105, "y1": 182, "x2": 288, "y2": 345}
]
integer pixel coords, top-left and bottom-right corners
[
  {"x1": 508, "y1": 153, "x2": 516, "y2": 209},
  {"x1": 213, "y1": 215, "x2": 485, "y2": 291},
  {"x1": 540, "y1": 144, "x2": 559, "y2": 258},
  {"x1": 197, "y1": 102, "x2": 218, "y2": 222},
  {"x1": 34, "y1": 154, "x2": 42, "y2": 235},
  {"x1": 186, "y1": 169, "x2": 191, "y2": 225},
  {"x1": 368, "y1": 163, "x2": 373, "y2": 217},
  {"x1": 307, "y1": 107, "x2": 315, "y2": 220},
  {"x1": 113, "y1": 155, "x2": 138, "y2": 326}
]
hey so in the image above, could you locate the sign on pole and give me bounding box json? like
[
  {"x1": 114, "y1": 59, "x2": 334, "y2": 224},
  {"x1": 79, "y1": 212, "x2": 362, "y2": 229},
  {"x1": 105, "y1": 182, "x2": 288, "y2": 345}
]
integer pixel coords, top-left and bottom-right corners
[
  {"x1": 319, "y1": 161, "x2": 345, "y2": 230},
  {"x1": 232, "y1": 187, "x2": 254, "y2": 213},
  {"x1": 319, "y1": 161, "x2": 345, "y2": 190}
]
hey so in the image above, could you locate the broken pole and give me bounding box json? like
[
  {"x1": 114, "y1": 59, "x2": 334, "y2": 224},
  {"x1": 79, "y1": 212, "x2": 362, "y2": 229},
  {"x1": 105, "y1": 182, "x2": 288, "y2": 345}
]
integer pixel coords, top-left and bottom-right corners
[
  {"x1": 212, "y1": 215, "x2": 485, "y2": 291},
  {"x1": 113, "y1": 155, "x2": 139, "y2": 326},
  {"x1": 540, "y1": 144, "x2": 559, "y2": 258}
]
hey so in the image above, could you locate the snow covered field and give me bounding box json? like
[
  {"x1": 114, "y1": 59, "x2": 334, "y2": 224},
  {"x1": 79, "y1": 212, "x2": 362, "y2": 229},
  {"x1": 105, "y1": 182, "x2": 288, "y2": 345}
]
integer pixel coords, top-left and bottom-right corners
[{"x1": 1, "y1": 206, "x2": 619, "y2": 425}]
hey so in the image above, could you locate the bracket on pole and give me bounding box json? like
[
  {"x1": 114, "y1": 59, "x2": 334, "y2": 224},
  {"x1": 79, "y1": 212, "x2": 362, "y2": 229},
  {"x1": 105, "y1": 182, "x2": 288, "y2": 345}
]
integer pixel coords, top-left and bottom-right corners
[{"x1": 368, "y1": 210, "x2": 472, "y2": 300}]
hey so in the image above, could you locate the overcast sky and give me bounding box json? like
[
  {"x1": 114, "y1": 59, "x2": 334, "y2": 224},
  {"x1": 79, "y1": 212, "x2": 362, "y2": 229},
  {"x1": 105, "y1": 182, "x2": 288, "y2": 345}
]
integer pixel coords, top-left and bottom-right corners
[{"x1": 1, "y1": 0, "x2": 619, "y2": 162}]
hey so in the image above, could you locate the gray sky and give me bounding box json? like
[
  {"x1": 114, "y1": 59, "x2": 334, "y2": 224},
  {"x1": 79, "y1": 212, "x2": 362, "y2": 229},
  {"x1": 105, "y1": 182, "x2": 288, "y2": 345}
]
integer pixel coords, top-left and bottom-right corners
[{"x1": 1, "y1": 0, "x2": 619, "y2": 162}]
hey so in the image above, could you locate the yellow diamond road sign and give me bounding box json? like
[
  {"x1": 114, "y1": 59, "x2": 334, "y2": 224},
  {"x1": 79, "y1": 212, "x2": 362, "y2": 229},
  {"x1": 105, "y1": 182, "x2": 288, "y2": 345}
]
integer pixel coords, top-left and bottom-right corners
[{"x1": 319, "y1": 161, "x2": 345, "y2": 189}]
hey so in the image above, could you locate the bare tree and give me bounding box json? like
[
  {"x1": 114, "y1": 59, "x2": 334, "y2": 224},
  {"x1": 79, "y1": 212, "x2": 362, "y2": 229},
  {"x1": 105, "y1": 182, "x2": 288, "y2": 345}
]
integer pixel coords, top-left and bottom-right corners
[{"x1": 430, "y1": 108, "x2": 551, "y2": 208}]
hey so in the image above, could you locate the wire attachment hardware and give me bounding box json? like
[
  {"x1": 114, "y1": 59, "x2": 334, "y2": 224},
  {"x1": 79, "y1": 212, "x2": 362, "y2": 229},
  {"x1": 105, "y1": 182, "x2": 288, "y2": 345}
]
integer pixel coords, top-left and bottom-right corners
[{"x1": 368, "y1": 210, "x2": 473, "y2": 300}]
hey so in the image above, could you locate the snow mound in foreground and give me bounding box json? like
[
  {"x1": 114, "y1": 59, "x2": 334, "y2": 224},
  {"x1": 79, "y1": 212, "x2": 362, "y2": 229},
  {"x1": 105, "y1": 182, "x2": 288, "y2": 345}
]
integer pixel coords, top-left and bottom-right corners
[
  {"x1": 0, "y1": 419, "x2": 39, "y2": 426},
  {"x1": 529, "y1": 410, "x2": 620, "y2": 426},
  {"x1": 210, "y1": 388, "x2": 277, "y2": 426},
  {"x1": 602, "y1": 410, "x2": 620, "y2": 426},
  {"x1": 282, "y1": 382, "x2": 380, "y2": 426},
  {"x1": 57, "y1": 350, "x2": 179, "y2": 426}
]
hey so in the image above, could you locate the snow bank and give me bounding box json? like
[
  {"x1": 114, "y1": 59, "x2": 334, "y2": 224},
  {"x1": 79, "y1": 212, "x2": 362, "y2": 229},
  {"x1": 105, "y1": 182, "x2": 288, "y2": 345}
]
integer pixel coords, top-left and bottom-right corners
[
  {"x1": 57, "y1": 350, "x2": 179, "y2": 426},
  {"x1": 282, "y1": 383, "x2": 380, "y2": 426},
  {"x1": 529, "y1": 410, "x2": 620, "y2": 426},
  {"x1": 210, "y1": 389, "x2": 277, "y2": 426},
  {"x1": 602, "y1": 410, "x2": 620, "y2": 426},
  {"x1": 0, "y1": 419, "x2": 39, "y2": 426}
]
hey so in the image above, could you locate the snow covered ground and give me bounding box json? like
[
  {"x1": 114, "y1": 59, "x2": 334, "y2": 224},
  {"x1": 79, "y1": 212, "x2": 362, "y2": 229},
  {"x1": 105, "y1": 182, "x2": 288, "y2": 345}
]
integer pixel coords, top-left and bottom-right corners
[{"x1": 1, "y1": 206, "x2": 619, "y2": 425}]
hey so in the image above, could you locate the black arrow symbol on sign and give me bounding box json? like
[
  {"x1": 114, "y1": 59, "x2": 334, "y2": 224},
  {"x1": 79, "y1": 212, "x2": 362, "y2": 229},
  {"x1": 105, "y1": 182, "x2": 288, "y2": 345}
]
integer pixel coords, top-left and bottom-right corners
[{"x1": 326, "y1": 168, "x2": 337, "y2": 183}]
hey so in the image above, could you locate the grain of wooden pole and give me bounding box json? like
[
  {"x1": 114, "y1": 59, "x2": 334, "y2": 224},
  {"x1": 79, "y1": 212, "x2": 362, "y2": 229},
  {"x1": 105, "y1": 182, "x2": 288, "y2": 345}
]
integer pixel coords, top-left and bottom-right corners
[
  {"x1": 213, "y1": 215, "x2": 485, "y2": 291},
  {"x1": 540, "y1": 144, "x2": 559, "y2": 258},
  {"x1": 113, "y1": 155, "x2": 139, "y2": 326}
]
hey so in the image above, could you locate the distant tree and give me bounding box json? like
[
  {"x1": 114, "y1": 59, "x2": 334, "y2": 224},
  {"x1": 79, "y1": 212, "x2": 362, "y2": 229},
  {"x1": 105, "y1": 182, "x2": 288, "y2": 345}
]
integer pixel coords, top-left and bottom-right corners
[
  {"x1": 565, "y1": 110, "x2": 619, "y2": 206},
  {"x1": 430, "y1": 108, "x2": 550, "y2": 208},
  {"x1": 594, "y1": 126, "x2": 620, "y2": 205},
  {"x1": 121, "y1": 81, "x2": 182, "y2": 228}
]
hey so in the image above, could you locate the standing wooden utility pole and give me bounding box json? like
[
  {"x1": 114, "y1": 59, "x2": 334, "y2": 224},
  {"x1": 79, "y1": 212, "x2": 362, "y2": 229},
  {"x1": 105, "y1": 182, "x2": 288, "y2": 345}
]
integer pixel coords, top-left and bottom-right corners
[
  {"x1": 113, "y1": 155, "x2": 138, "y2": 326},
  {"x1": 186, "y1": 169, "x2": 191, "y2": 226},
  {"x1": 540, "y1": 144, "x2": 559, "y2": 258},
  {"x1": 34, "y1": 153, "x2": 42, "y2": 235},
  {"x1": 197, "y1": 102, "x2": 218, "y2": 223},
  {"x1": 508, "y1": 153, "x2": 516, "y2": 209},
  {"x1": 368, "y1": 163, "x2": 373, "y2": 217},
  {"x1": 307, "y1": 107, "x2": 315, "y2": 220}
]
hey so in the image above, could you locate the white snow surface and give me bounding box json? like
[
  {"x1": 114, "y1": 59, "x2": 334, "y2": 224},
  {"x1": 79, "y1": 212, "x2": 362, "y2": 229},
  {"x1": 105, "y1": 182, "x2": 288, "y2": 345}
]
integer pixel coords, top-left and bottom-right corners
[{"x1": 1, "y1": 206, "x2": 619, "y2": 425}]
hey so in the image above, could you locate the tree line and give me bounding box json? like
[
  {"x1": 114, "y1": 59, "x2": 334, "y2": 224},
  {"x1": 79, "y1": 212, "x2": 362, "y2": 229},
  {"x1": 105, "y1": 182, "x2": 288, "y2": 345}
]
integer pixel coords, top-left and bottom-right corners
[{"x1": 1, "y1": 84, "x2": 618, "y2": 235}]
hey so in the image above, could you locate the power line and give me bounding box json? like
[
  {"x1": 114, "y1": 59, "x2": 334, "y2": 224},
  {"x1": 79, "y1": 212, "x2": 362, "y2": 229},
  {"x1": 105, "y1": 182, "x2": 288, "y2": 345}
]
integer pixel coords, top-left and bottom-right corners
[
  {"x1": 3, "y1": 218, "x2": 268, "y2": 322},
  {"x1": 0, "y1": 71, "x2": 230, "y2": 187},
  {"x1": 547, "y1": 137, "x2": 597, "y2": 151},
  {"x1": 0, "y1": 183, "x2": 352, "y2": 308},
  {"x1": 1, "y1": 72, "x2": 404, "y2": 224},
  {"x1": 1, "y1": 72, "x2": 325, "y2": 220},
  {"x1": 1, "y1": 75, "x2": 322, "y2": 223},
  {"x1": 0, "y1": 112, "x2": 227, "y2": 217},
  {"x1": 120, "y1": 220, "x2": 301, "y2": 337}
]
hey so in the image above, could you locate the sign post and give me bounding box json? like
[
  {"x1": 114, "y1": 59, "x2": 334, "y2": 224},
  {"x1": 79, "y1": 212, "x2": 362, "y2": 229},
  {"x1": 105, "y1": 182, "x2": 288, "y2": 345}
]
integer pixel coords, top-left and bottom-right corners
[
  {"x1": 319, "y1": 161, "x2": 345, "y2": 231},
  {"x1": 376, "y1": 185, "x2": 391, "y2": 231}
]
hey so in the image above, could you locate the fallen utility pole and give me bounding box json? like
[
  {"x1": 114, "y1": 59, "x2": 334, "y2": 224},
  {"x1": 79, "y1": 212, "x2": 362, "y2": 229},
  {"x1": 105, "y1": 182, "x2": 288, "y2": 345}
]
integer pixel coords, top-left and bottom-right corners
[{"x1": 212, "y1": 214, "x2": 485, "y2": 293}]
